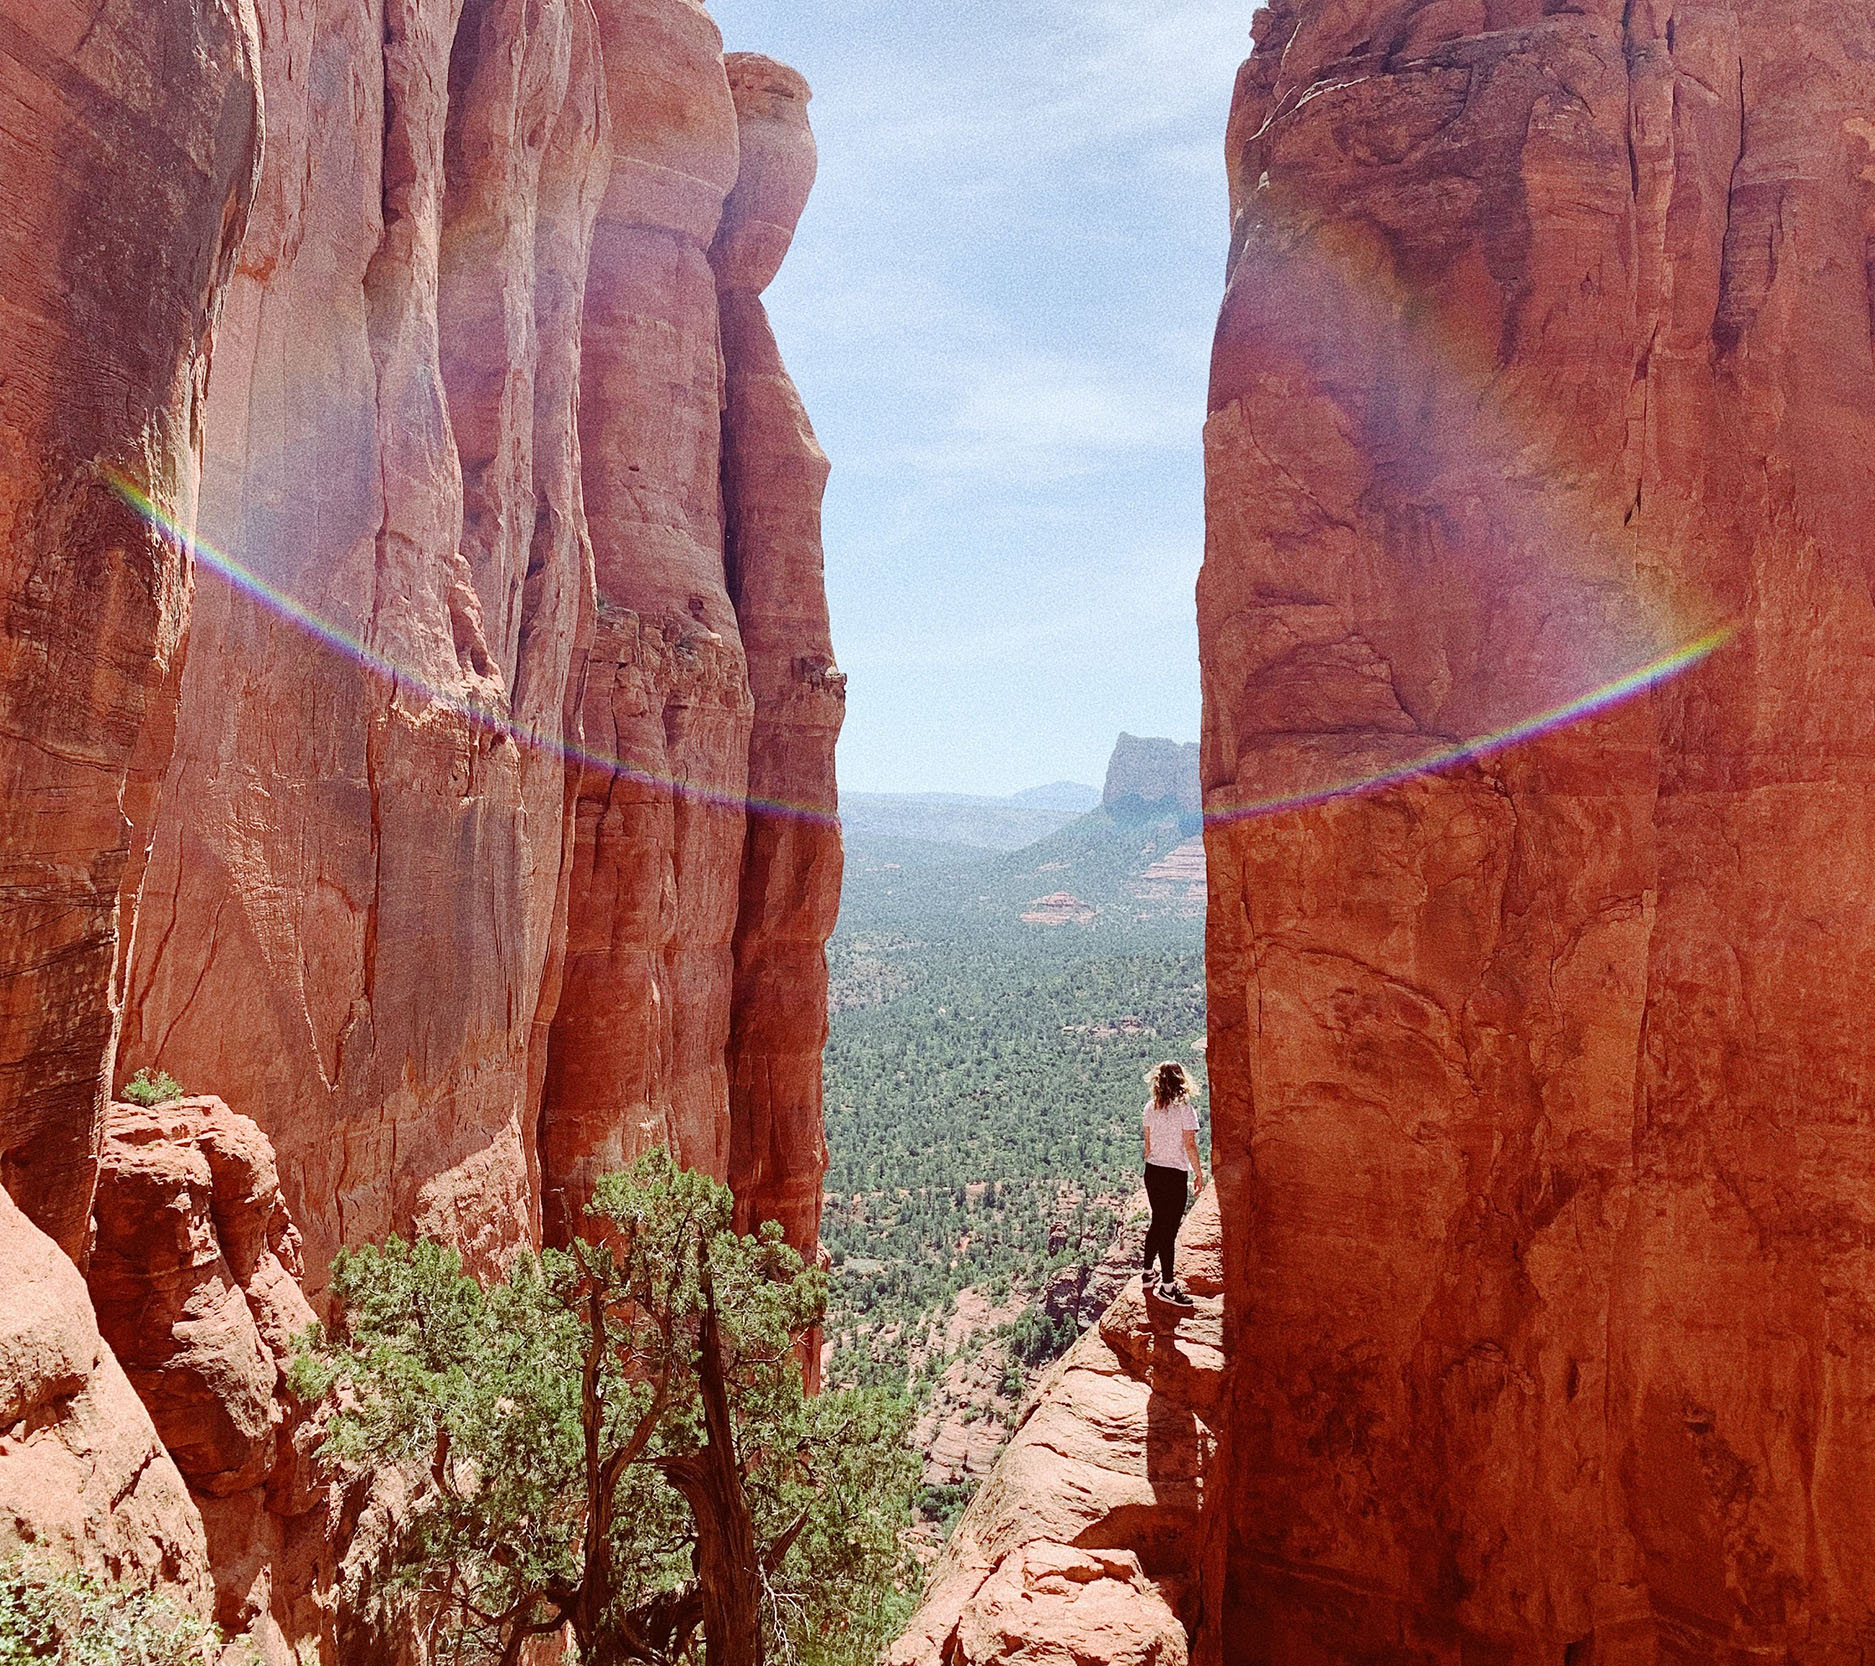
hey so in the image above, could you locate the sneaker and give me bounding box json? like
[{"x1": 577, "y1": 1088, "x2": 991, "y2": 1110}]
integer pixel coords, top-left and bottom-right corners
[
  {"x1": 1141, "y1": 1268, "x2": 1159, "y2": 1291},
  {"x1": 1159, "y1": 1282, "x2": 1194, "y2": 1308}
]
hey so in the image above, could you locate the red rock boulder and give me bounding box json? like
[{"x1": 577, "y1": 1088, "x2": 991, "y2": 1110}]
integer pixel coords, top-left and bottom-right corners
[
  {"x1": 0, "y1": 1184, "x2": 213, "y2": 1608},
  {"x1": 87, "y1": 1097, "x2": 317, "y2": 1651}
]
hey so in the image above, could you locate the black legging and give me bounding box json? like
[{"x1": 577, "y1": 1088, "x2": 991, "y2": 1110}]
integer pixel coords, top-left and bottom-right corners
[{"x1": 1143, "y1": 1162, "x2": 1189, "y2": 1283}]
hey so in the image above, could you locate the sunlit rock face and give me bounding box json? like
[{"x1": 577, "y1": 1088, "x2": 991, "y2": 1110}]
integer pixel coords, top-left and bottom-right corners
[
  {"x1": 87, "y1": 1098, "x2": 318, "y2": 1654},
  {"x1": 893, "y1": 1190, "x2": 1224, "y2": 1666},
  {"x1": 116, "y1": 0, "x2": 610, "y2": 1294},
  {"x1": 0, "y1": 0, "x2": 837, "y2": 1646},
  {"x1": 1199, "y1": 2, "x2": 1875, "y2": 1659},
  {"x1": 0, "y1": 0, "x2": 259, "y2": 1258},
  {"x1": 0, "y1": 1183, "x2": 215, "y2": 1612},
  {"x1": 716, "y1": 54, "x2": 842, "y2": 1266},
  {"x1": 541, "y1": 26, "x2": 843, "y2": 1266}
]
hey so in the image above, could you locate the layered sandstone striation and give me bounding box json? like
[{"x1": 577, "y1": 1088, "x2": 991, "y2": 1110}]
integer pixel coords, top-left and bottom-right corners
[
  {"x1": 0, "y1": 0, "x2": 259, "y2": 1257},
  {"x1": 117, "y1": 0, "x2": 610, "y2": 1292},
  {"x1": 894, "y1": 1189, "x2": 1224, "y2": 1666},
  {"x1": 1200, "y1": 1, "x2": 1875, "y2": 1659}
]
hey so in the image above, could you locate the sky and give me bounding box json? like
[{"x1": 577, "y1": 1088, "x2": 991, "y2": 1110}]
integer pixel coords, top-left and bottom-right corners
[{"x1": 706, "y1": 0, "x2": 1255, "y2": 795}]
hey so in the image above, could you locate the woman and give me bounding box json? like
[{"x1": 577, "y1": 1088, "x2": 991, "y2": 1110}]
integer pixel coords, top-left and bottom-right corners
[{"x1": 1141, "y1": 1060, "x2": 1204, "y2": 1307}]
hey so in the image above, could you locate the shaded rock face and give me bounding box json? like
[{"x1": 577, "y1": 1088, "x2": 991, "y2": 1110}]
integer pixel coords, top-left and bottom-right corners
[
  {"x1": 87, "y1": 1098, "x2": 317, "y2": 1651},
  {"x1": 1200, "y1": 2, "x2": 1875, "y2": 1660},
  {"x1": 0, "y1": 0, "x2": 260, "y2": 1257},
  {"x1": 1103, "y1": 736, "x2": 1201, "y2": 819},
  {"x1": 117, "y1": 0, "x2": 611, "y2": 1294},
  {"x1": 0, "y1": 1183, "x2": 213, "y2": 1609},
  {"x1": 894, "y1": 1189, "x2": 1224, "y2": 1666}
]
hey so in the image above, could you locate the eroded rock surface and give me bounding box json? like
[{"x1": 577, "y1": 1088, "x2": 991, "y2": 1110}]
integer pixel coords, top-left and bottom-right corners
[
  {"x1": 87, "y1": 1098, "x2": 317, "y2": 1652},
  {"x1": 542, "y1": 26, "x2": 842, "y2": 1265},
  {"x1": 894, "y1": 1189, "x2": 1223, "y2": 1666},
  {"x1": 1200, "y1": 2, "x2": 1875, "y2": 1659},
  {"x1": 718, "y1": 53, "x2": 843, "y2": 1261},
  {"x1": 0, "y1": 1184, "x2": 213, "y2": 1608},
  {"x1": 116, "y1": 0, "x2": 609, "y2": 1294},
  {"x1": 0, "y1": 0, "x2": 259, "y2": 1256}
]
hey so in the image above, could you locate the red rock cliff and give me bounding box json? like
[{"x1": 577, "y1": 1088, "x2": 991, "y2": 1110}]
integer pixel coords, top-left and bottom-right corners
[
  {"x1": 117, "y1": 0, "x2": 610, "y2": 1291},
  {"x1": 0, "y1": 0, "x2": 839, "y2": 1644},
  {"x1": 540, "y1": 26, "x2": 840, "y2": 1262},
  {"x1": 105, "y1": 0, "x2": 840, "y2": 1291},
  {"x1": 1200, "y1": 2, "x2": 1875, "y2": 1659},
  {"x1": 0, "y1": 0, "x2": 259, "y2": 1257}
]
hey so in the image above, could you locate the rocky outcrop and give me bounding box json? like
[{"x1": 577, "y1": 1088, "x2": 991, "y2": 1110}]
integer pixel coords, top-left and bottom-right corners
[
  {"x1": 116, "y1": 0, "x2": 610, "y2": 1294},
  {"x1": 1103, "y1": 737, "x2": 1201, "y2": 819},
  {"x1": 0, "y1": 0, "x2": 259, "y2": 1257},
  {"x1": 894, "y1": 1189, "x2": 1223, "y2": 1666},
  {"x1": 0, "y1": 1184, "x2": 213, "y2": 1609},
  {"x1": 541, "y1": 28, "x2": 841, "y2": 1260},
  {"x1": 1200, "y1": 2, "x2": 1875, "y2": 1660},
  {"x1": 718, "y1": 53, "x2": 842, "y2": 1260},
  {"x1": 87, "y1": 1098, "x2": 317, "y2": 1653}
]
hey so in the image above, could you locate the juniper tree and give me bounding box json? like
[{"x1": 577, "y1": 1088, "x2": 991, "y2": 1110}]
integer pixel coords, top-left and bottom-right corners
[{"x1": 294, "y1": 1150, "x2": 916, "y2": 1666}]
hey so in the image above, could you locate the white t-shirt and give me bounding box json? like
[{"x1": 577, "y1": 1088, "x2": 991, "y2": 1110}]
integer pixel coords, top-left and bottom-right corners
[{"x1": 1143, "y1": 1098, "x2": 1200, "y2": 1172}]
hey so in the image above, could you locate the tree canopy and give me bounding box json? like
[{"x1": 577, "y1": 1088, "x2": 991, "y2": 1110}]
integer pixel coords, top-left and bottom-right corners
[{"x1": 293, "y1": 1151, "x2": 917, "y2": 1666}]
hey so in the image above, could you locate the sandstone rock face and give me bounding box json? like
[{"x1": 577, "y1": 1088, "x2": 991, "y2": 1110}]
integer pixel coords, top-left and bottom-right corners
[
  {"x1": 117, "y1": 0, "x2": 610, "y2": 1292},
  {"x1": 87, "y1": 1098, "x2": 317, "y2": 1651},
  {"x1": 1200, "y1": 2, "x2": 1875, "y2": 1659},
  {"x1": 0, "y1": 0, "x2": 259, "y2": 1256},
  {"x1": 0, "y1": 0, "x2": 839, "y2": 1647},
  {"x1": 1103, "y1": 737, "x2": 1201, "y2": 819},
  {"x1": 0, "y1": 1184, "x2": 213, "y2": 1609},
  {"x1": 718, "y1": 53, "x2": 842, "y2": 1262},
  {"x1": 543, "y1": 0, "x2": 749, "y2": 1239},
  {"x1": 542, "y1": 22, "x2": 841, "y2": 1260},
  {"x1": 895, "y1": 1189, "x2": 1223, "y2": 1666}
]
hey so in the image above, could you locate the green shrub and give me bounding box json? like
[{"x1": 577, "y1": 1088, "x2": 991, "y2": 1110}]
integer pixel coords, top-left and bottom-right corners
[
  {"x1": 119, "y1": 1069, "x2": 183, "y2": 1108},
  {"x1": 0, "y1": 1558, "x2": 235, "y2": 1665}
]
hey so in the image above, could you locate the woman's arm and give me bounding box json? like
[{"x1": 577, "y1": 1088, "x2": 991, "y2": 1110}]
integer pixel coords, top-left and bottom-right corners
[{"x1": 1183, "y1": 1127, "x2": 1204, "y2": 1189}]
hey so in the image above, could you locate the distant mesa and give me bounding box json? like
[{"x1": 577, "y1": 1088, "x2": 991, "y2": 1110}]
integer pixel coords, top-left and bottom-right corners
[
  {"x1": 1020, "y1": 891, "x2": 1096, "y2": 927},
  {"x1": 842, "y1": 782, "x2": 1098, "y2": 851},
  {"x1": 1102, "y1": 734, "x2": 1200, "y2": 818}
]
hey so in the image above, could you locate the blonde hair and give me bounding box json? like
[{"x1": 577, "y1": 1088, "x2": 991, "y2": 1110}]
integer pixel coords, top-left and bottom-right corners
[{"x1": 1147, "y1": 1060, "x2": 1192, "y2": 1109}]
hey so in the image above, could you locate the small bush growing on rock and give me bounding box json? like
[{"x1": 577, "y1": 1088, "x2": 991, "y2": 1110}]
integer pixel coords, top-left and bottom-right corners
[
  {"x1": 0, "y1": 1557, "x2": 241, "y2": 1665},
  {"x1": 294, "y1": 1148, "x2": 919, "y2": 1666},
  {"x1": 120, "y1": 1068, "x2": 184, "y2": 1107}
]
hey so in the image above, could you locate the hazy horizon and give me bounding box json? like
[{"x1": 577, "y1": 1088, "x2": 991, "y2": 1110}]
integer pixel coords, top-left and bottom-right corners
[{"x1": 707, "y1": 0, "x2": 1246, "y2": 796}]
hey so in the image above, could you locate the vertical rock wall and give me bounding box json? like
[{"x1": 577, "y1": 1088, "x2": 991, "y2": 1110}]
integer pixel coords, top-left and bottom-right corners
[
  {"x1": 1199, "y1": 2, "x2": 1875, "y2": 1659},
  {"x1": 542, "y1": 0, "x2": 751, "y2": 1238},
  {"x1": 540, "y1": 19, "x2": 841, "y2": 1260},
  {"x1": 1, "y1": 0, "x2": 839, "y2": 1643},
  {"x1": 118, "y1": 0, "x2": 610, "y2": 1291},
  {"x1": 0, "y1": 0, "x2": 259, "y2": 1256},
  {"x1": 716, "y1": 54, "x2": 842, "y2": 1258}
]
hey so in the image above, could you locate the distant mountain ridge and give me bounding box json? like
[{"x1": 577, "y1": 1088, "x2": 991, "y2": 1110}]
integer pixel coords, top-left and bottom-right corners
[{"x1": 841, "y1": 781, "x2": 1099, "y2": 851}]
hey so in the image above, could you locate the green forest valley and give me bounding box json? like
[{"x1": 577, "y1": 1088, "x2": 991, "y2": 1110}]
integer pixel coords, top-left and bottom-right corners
[{"x1": 819, "y1": 780, "x2": 1210, "y2": 1532}]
